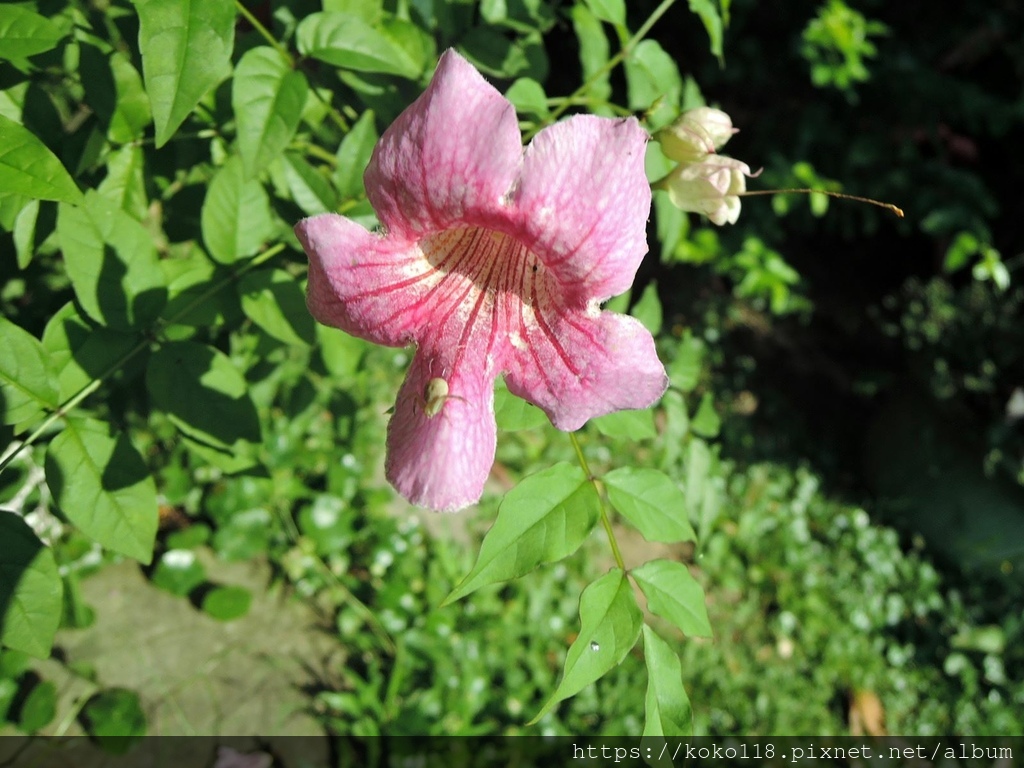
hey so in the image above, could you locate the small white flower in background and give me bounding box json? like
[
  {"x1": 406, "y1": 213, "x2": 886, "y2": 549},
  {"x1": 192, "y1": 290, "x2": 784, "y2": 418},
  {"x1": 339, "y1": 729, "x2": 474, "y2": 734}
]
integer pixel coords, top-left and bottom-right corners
[
  {"x1": 655, "y1": 106, "x2": 737, "y2": 163},
  {"x1": 214, "y1": 747, "x2": 273, "y2": 768},
  {"x1": 653, "y1": 106, "x2": 755, "y2": 226}
]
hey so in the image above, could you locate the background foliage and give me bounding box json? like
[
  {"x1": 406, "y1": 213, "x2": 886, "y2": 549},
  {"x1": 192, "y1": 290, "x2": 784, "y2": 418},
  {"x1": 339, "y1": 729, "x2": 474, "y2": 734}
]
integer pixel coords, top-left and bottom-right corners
[{"x1": 1, "y1": 0, "x2": 1022, "y2": 740}]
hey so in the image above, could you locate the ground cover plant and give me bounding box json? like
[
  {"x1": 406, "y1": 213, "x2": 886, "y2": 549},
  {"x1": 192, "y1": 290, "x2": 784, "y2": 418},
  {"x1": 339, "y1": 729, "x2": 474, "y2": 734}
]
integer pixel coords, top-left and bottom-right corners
[{"x1": 1, "y1": 0, "x2": 1022, "y2": 743}]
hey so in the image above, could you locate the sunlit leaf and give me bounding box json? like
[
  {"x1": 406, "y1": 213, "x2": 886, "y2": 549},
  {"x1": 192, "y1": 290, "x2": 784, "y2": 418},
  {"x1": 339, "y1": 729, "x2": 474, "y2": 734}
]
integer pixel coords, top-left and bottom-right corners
[
  {"x1": 0, "y1": 6, "x2": 64, "y2": 61},
  {"x1": 333, "y1": 110, "x2": 378, "y2": 199},
  {"x1": 443, "y1": 463, "x2": 601, "y2": 604},
  {"x1": 0, "y1": 114, "x2": 82, "y2": 205},
  {"x1": 533, "y1": 569, "x2": 642, "y2": 721},
  {"x1": 642, "y1": 625, "x2": 693, "y2": 739},
  {"x1": 0, "y1": 512, "x2": 63, "y2": 658},
  {"x1": 133, "y1": 0, "x2": 235, "y2": 147},
  {"x1": 45, "y1": 418, "x2": 159, "y2": 563},
  {"x1": 632, "y1": 559, "x2": 712, "y2": 638},
  {"x1": 237, "y1": 268, "x2": 316, "y2": 346},
  {"x1": 604, "y1": 467, "x2": 696, "y2": 543},
  {"x1": 201, "y1": 155, "x2": 275, "y2": 264},
  {"x1": 0, "y1": 317, "x2": 59, "y2": 426},
  {"x1": 297, "y1": 12, "x2": 422, "y2": 79},
  {"x1": 233, "y1": 47, "x2": 309, "y2": 178}
]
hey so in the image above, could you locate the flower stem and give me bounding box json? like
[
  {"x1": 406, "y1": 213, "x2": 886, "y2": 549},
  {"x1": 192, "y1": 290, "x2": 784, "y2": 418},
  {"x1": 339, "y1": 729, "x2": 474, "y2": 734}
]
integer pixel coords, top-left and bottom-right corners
[
  {"x1": 526, "y1": 0, "x2": 679, "y2": 140},
  {"x1": 0, "y1": 243, "x2": 288, "y2": 476},
  {"x1": 569, "y1": 432, "x2": 626, "y2": 572}
]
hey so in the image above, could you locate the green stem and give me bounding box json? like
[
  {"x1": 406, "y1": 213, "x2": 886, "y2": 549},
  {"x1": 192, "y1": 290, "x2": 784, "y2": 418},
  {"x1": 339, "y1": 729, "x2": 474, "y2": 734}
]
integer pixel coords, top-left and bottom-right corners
[
  {"x1": 525, "y1": 0, "x2": 679, "y2": 141},
  {"x1": 0, "y1": 243, "x2": 288, "y2": 475},
  {"x1": 569, "y1": 432, "x2": 626, "y2": 572}
]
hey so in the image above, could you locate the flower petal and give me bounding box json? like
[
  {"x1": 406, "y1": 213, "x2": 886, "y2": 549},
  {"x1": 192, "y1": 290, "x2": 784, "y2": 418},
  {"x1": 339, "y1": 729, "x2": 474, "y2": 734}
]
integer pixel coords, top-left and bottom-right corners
[
  {"x1": 297, "y1": 212, "x2": 443, "y2": 346},
  {"x1": 364, "y1": 49, "x2": 523, "y2": 239},
  {"x1": 504, "y1": 309, "x2": 668, "y2": 432},
  {"x1": 385, "y1": 347, "x2": 498, "y2": 511},
  {"x1": 513, "y1": 115, "x2": 651, "y2": 302}
]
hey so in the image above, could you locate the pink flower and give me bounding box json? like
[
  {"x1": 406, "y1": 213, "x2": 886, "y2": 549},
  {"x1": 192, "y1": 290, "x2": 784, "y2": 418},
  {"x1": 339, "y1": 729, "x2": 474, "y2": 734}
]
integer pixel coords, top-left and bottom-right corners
[{"x1": 295, "y1": 50, "x2": 668, "y2": 511}]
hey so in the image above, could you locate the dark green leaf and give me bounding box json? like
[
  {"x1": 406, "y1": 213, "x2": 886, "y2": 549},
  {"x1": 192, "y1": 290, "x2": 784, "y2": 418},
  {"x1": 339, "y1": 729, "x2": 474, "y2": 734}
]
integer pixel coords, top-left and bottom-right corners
[
  {"x1": 0, "y1": 316, "x2": 59, "y2": 426},
  {"x1": 133, "y1": 0, "x2": 235, "y2": 146},
  {"x1": 604, "y1": 467, "x2": 697, "y2": 543},
  {"x1": 0, "y1": 6, "x2": 64, "y2": 61},
  {"x1": 632, "y1": 559, "x2": 712, "y2": 638},
  {"x1": 642, "y1": 625, "x2": 693, "y2": 739},
  {"x1": 533, "y1": 569, "x2": 642, "y2": 721},
  {"x1": 201, "y1": 155, "x2": 275, "y2": 264},
  {"x1": 233, "y1": 47, "x2": 309, "y2": 178},
  {"x1": 0, "y1": 114, "x2": 82, "y2": 204},
  {"x1": 57, "y1": 191, "x2": 167, "y2": 330},
  {"x1": 0, "y1": 512, "x2": 63, "y2": 658},
  {"x1": 146, "y1": 341, "x2": 261, "y2": 454},
  {"x1": 444, "y1": 463, "x2": 601, "y2": 604},
  {"x1": 237, "y1": 268, "x2": 316, "y2": 345},
  {"x1": 18, "y1": 680, "x2": 56, "y2": 733},
  {"x1": 81, "y1": 688, "x2": 146, "y2": 751},
  {"x1": 45, "y1": 418, "x2": 159, "y2": 564},
  {"x1": 282, "y1": 152, "x2": 339, "y2": 215}
]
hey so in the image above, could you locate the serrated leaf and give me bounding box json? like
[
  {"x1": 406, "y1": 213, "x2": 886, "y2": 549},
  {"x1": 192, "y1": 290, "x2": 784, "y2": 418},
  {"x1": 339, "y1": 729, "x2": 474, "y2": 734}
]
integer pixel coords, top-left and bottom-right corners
[
  {"x1": 237, "y1": 268, "x2": 316, "y2": 345},
  {"x1": 282, "y1": 152, "x2": 339, "y2": 215},
  {"x1": 133, "y1": 0, "x2": 235, "y2": 147},
  {"x1": 45, "y1": 418, "x2": 159, "y2": 564},
  {"x1": 0, "y1": 512, "x2": 63, "y2": 658},
  {"x1": 296, "y1": 12, "x2": 422, "y2": 79},
  {"x1": 0, "y1": 6, "x2": 64, "y2": 61},
  {"x1": 585, "y1": 0, "x2": 626, "y2": 26},
  {"x1": 443, "y1": 463, "x2": 600, "y2": 604},
  {"x1": 592, "y1": 408, "x2": 658, "y2": 440},
  {"x1": 642, "y1": 625, "x2": 693, "y2": 740},
  {"x1": 494, "y1": 380, "x2": 549, "y2": 431},
  {"x1": 201, "y1": 156, "x2": 275, "y2": 264},
  {"x1": 604, "y1": 467, "x2": 696, "y2": 544},
  {"x1": 57, "y1": 191, "x2": 167, "y2": 330},
  {"x1": 0, "y1": 316, "x2": 59, "y2": 426},
  {"x1": 632, "y1": 559, "x2": 712, "y2": 638},
  {"x1": 0, "y1": 114, "x2": 82, "y2": 204},
  {"x1": 533, "y1": 569, "x2": 642, "y2": 721},
  {"x1": 333, "y1": 110, "x2": 377, "y2": 199},
  {"x1": 690, "y1": 391, "x2": 720, "y2": 438},
  {"x1": 146, "y1": 341, "x2": 261, "y2": 454},
  {"x1": 233, "y1": 47, "x2": 309, "y2": 178}
]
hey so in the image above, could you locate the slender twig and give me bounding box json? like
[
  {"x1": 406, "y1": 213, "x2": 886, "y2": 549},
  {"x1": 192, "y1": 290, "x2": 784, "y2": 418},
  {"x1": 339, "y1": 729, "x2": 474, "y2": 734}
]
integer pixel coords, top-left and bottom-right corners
[
  {"x1": 569, "y1": 432, "x2": 626, "y2": 572},
  {"x1": 524, "y1": 0, "x2": 679, "y2": 141}
]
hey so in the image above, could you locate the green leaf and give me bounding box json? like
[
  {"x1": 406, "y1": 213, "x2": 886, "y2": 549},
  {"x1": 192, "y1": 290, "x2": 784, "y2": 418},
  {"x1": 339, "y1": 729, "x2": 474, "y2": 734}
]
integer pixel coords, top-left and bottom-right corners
[
  {"x1": 233, "y1": 47, "x2": 309, "y2": 178},
  {"x1": 505, "y1": 78, "x2": 549, "y2": 121},
  {"x1": 0, "y1": 512, "x2": 63, "y2": 658},
  {"x1": 0, "y1": 114, "x2": 82, "y2": 204},
  {"x1": 668, "y1": 331, "x2": 705, "y2": 393},
  {"x1": 533, "y1": 569, "x2": 642, "y2": 721},
  {"x1": 604, "y1": 467, "x2": 696, "y2": 544},
  {"x1": 57, "y1": 191, "x2": 167, "y2": 330},
  {"x1": 494, "y1": 380, "x2": 549, "y2": 431},
  {"x1": 296, "y1": 12, "x2": 422, "y2": 79},
  {"x1": 690, "y1": 391, "x2": 721, "y2": 438},
  {"x1": 18, "y1": 679, "x2": 56, "y2": 733},
  {"x1": 133, "y1": 0, "x2": 235, "y2": 147},
  {"x1": 201, "y1": 156, "x2": 275, "y2": 264},
  {"x1": 282, "y1": 152, "x2": 339, "y2": 215},
  {"x1": 81, "y1": 688, "x2": 146, "y2": 752},
  {"x1": 624, "y1": 40, "x2": 682, "y2": 128},
  {"x1": 642, "y1": 625, "x2": 693, "y2": 738},
  {"x1": 685, "y1": 437, "x2": 711, "y2": 519},
  {"x1": 591, "y1": 409, "x2": 658, "y2": 440},
  {"x1": 585, "y1": 0, "x2": 626, "y2": 26},
  {"x1": 334, "y1": 110, "x2": 378, "y2": 199},
  {"x1": 317, "y1": 325, "x2": 369, "y2": 379},
  {"x1": 443, "y1": 463, "x2": 601, "y2": 604},
  {"x1": 632, "y1": 282, "x2": 663, "y2": 335},
  {"x1": 13, "y1": 199, "x2": 57, "y2": 269},
  {"x1": 149, "y1": 549, "x2": 206, "y2": 596},
  {"x1": 97, "y1": 145, "x2": 148, "y2": 221},
  {"x1": 0, "y1": 316, "x2": 59, "y2": 426},
  {"x1": 237, "y1": 268, "x2": 316, "y2": 346},
  {"x1": 80, "y1": 46, "x2": 152, "y2": 144},
  {"x1": 0, "y1": 6, "x2": 64, "y2": 61},
  {"x1": 146, "y1": 341, "x2": 261, "y2": 454},
  {"x1": 45, "y1": 419, "x2": 159, "y2": 564},
  {"x1": 571, "y1": 4, "x2": 611, "y2": 108},
  {"x1": 632, "y1": 559, "x2": 712, "y2": 638},
  {"x1": 687, "y1": 0, "x2": 725, "y2": 63},
  {"x1": 201, "y1": 585, "x2": 252, "y2": 621}
]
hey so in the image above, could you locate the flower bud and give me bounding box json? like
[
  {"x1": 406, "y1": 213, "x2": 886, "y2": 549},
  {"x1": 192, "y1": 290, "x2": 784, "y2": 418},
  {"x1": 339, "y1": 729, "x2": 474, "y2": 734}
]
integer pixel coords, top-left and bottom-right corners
[
  {"x1": 655, "y1": 107, "x2": 737, "y2": 163},
  {"x1": 656, "y1": 154, "x2": 753, "y2": 225}
]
